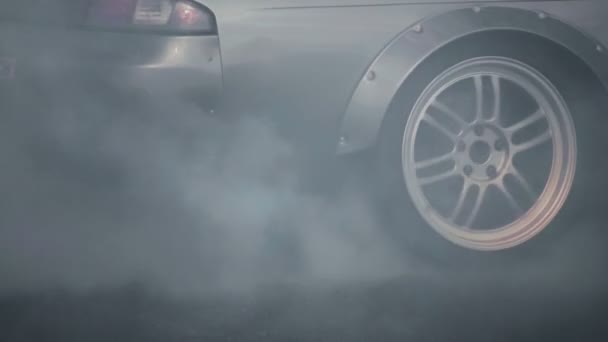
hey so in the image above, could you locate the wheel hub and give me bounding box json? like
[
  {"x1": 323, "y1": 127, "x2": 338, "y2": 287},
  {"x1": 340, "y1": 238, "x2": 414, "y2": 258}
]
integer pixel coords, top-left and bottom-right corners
[{"x1": 457, "y1": 124, "x2": 509, "y2": 182}]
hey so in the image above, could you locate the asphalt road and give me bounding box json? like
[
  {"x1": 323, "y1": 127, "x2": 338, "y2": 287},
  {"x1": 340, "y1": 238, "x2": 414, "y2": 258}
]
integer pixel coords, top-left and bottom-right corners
[{"x1": 1, "y1": 268, "x2": 607, "y2": 342}]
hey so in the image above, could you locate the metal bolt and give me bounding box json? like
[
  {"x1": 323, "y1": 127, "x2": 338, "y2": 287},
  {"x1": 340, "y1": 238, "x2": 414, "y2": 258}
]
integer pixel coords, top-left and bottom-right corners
[
  {"x1": 597, "y1": 45, "x2": 604, "y2": 53},
  {"x1": 412, "y1": 24, "x2": 423, "y2": 33},
  {"x1": 538, "y1": 12, "x2": 547, "y2": 20},
  {"x1": 367, "y1": 70, "x2": 376, "y2": 81},
  {"x1": 464, "y1": 165, "x2": 473, "y2": 176},
  {"x1": 486, "y1": 165, "x2": 497, "y2": 178},
  {"x1": 473, "y1": 6, "x2": 481, "y2": 13},
  {"x1": 494, "y1": 139, "x2": 506, "y2": 151},
  {"x1": 339, "y1": 136, "x2": 347, "y2": 145}
]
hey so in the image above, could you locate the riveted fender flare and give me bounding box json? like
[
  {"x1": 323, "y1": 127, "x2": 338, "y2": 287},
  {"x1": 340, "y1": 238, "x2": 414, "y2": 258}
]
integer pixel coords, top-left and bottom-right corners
[{"x1": 336, "y1": 6, "x2": 608, "y2": 154}]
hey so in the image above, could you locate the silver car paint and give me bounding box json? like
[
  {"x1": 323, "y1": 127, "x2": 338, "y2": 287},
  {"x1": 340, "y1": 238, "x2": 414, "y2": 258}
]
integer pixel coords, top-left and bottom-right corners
[
  {"x1": 338, "y1": 6, "x2": 608, "y2": 153},
  {"x1": 199, "y1": 0, "x2": 608, "y2": 154}
]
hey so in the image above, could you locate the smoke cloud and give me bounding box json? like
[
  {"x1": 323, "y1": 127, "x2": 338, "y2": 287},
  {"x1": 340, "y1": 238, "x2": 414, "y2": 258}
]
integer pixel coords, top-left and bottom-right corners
[{"x1": 0, "y1": 78, "x2": 411, "y2": 296}]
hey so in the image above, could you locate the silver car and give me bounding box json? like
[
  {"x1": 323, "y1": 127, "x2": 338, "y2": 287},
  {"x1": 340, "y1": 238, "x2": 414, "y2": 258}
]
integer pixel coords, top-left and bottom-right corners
[{"x1": 3, "y1": 0, "x2": 608, "y2": 263}]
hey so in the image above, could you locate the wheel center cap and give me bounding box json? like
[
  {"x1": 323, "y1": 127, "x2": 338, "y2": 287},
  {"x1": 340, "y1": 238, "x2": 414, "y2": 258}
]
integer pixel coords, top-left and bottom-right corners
[{"x1": 469, "y1": 141, "x2": 491, "y2": 164}]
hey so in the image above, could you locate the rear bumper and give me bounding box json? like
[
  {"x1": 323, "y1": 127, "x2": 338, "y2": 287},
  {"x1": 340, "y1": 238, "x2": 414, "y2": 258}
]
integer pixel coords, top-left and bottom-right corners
[{"x1": 0, "y1": 24, "x2": 222, "y2": 112}]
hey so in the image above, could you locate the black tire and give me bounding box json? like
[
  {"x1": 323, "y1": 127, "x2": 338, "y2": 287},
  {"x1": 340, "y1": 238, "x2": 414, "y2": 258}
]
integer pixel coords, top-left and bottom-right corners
[{"x1": 376, "y1": 32, "x2": 608, "y2": 269}]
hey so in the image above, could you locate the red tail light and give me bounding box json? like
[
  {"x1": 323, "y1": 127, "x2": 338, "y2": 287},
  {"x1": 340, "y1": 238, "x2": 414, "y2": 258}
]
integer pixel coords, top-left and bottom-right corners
[{"x1": 87, "y1": 0, "x2": 216, "y2": 35}]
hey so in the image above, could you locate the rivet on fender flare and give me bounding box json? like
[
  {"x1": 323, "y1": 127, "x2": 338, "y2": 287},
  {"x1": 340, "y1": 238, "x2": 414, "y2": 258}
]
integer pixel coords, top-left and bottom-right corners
[
  {"x1": 597, "y1": 45, "x2": 604, "y2": 53},
  {"x1": 473, "y1": 6, "x2": 481, "y2": 13},
  {"x1": 367, "y1": 70, "x2": 377, "y2": 81},
  {"x1": 538, "y1": 12, "x2": 547, "y2": 20},
  {"x1": 412, "y1": 24, "x2": 423, "y2": 33}
]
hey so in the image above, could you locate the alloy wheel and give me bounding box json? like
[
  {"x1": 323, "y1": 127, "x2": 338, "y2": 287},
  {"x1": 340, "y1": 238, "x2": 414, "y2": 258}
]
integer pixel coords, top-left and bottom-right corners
[{"x1": 402, "y1": 57, "x2": 577, "y2": 251}]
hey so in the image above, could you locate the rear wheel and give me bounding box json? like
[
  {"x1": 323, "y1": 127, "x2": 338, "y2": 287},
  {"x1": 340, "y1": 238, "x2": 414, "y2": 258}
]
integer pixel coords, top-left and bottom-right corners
[{"x1": 378, "y1": 35, "x2": 607, "y2": 265}]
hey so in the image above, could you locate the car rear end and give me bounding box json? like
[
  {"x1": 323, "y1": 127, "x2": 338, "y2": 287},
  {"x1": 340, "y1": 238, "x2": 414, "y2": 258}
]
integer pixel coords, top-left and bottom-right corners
[{"x1": 0, "y1": 0, "x2": 222, "y2": 122}]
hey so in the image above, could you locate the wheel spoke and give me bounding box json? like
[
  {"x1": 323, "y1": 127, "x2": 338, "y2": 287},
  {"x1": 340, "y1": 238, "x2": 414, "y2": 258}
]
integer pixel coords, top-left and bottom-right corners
[
  {"x1": 506, "y1": 109, "x2": 545, "y2": 135},
  {"x1": 490, "y1": 75, "x2": 501, "y2": 121},
  {"x1": 419, "y1": 166, "x2": 458, "y2": 186},
  {"x1": 513, "y1": 130, "x2": 552, "y2": 154},
  {"x1": 498, "y1": 180, "x2": 524, "y2": 215},
  {"x1": 415, "y1": 151, "x2": 455, "y2": 170},
  {"x1": 464, "y1": 184, "x2": 487, "y2": 227},
  {"x1": 508, "y1": 166, "x2": 537, "y2": 200},
  {"x1": 450, "y1": 180, "x2": 471, "y2": 221},
  {"x1": 473, "y1": 75, "x2": 484, "y2": 122},
  {"x1": 430, "y1": 100, "x2": 468, "y2": 127},
  {"x1": 423, "y1": 114, "x2": 458, "y2": 141}
]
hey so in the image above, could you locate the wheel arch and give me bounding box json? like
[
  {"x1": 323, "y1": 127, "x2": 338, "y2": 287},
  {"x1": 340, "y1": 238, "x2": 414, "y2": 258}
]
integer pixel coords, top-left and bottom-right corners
[{"x1": 337, "y1": 6, "x2": 608, "y2": 154}]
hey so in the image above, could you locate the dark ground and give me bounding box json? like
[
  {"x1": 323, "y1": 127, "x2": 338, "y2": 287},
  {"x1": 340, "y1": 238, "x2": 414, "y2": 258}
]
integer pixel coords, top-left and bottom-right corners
[
  {"x1": 2, "y1": 199, "x2": 608, "y2": 342},
  {"x1": 1, "y1": 270, "x2": 607, "y2": 342}
]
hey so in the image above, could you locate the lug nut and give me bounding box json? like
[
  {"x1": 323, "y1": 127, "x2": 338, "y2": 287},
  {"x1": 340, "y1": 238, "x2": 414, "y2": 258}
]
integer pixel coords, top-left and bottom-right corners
[
  {"x1": 486, "y1": 165, "x2": 497, "y2": 178},
  {"x1": 494, "y1": 139, "x2": 506, "y2": 151},
  {"x1": 464, "y1": 165, "x2": 473, "y2": 176}
]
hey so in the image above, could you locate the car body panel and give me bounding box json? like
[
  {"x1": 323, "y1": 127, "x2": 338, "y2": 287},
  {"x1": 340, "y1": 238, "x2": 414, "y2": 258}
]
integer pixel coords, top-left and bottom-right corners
[
  {"x1": 0, "y1": 26, "x2": 222, "y2": 115},
  {"x1": 1, "y1": 1, "x2": 607, "y2": 155},
  {"x1": 198, "y1": 0, "x2": 608, "y2": 154},
  {"x1": 337, "y1": 5, "x2": 608, "y2": 153}
]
